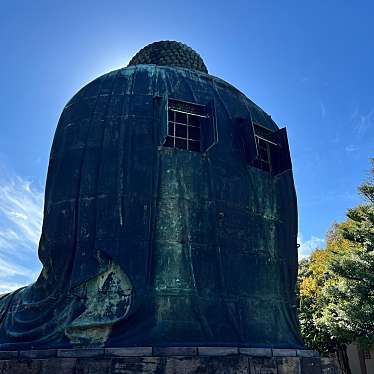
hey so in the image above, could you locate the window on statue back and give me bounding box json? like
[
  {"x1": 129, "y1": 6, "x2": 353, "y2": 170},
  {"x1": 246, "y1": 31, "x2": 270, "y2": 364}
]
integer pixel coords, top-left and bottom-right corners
[
  {"x1": 364, "y1": 351, "x2": 371, "y2": 360},
  {"x1": 253, "y1": 124, "x2": 280, "y2": 173},
  {"x1": 163, "y1": 99, "x2": 207, "y2": 152}
]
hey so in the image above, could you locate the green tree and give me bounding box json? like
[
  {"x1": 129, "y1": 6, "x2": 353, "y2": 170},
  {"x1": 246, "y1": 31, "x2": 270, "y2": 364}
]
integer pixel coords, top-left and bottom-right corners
[
  {"x1": 298, "y1": 253, "x2": 336, "y2": 354},
  {"x1": 298, "y1": 158, "x2": 374, "y2": 373},
  {"x1": 319, "y1": 159, "x2": 374, "y2": 348}
]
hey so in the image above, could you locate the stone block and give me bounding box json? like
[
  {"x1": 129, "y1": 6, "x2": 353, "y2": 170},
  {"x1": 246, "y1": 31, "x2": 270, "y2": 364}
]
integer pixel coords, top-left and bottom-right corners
[
  {"x1": 163, "y1": 357, "x2": 205, "y2": 374},
  {"x1": 240, "y1": 347, "x2": 272, "y2": 357},
  {"x1": 153, "y1": 346, "x2": 197, "y2": 356},
  {"x1": 198, "y1": 346, "x2": 238, "y2": 356},
  {"x1": 301, "y1": 357, "x2": 322, "y2": 374},
  {"x1": 0, "y1": 358, "x2": 77, "y2": 374},
  {"x1": 321, "y1": 357, "x2": 340, "y2": 374},
  {"x1": 277, "y1": 357, "x2": 301, "y2": 374},
  {"x1": 105, "y1": 347, "x2": 153, "y2": 357},
  {"x1": 19, "y1": 349, "x2": 57, "y2": 359},
  {"x1": 165, "y1": 356, "x2": 249, "y2": 374},
  {"x1": 249, "y1": 357, "x2": 278, "y2": 373},
  {"x1": 0, "y1": 350, "x2": 18, "y2": 359},
  {"x1": 39, "y1": 358, "x2": 77, "y2": 374},
  {"x1": 76, "y1": 358, "x2": 112, "y2": 373},
  {"x1": 0, "y1": 359, "x2": 39, "y2": 374},
  {"x1": 272, "y1": 348, "x2": 297, "y2": 357},
  {"x1": 111, "y1": 357, "x2": 161, "y2": 374},
  {"x1": 57, "y1": 348, "x2": 104, "y2": 358},
  {"x1": 297, "y1": 350, "x2": 315, "y2": 357},
  {"x1": 0, "y1": 350, "x2": 341, "y2": 373}
]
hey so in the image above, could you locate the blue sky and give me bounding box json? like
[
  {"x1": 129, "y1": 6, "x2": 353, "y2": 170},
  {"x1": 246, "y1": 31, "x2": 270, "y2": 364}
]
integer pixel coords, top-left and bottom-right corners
[{"x1": 0, "y1": 0, "x2": 373, "y2": 292}]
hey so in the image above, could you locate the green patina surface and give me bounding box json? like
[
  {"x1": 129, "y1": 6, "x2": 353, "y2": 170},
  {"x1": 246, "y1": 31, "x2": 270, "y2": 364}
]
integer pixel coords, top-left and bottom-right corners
[
  {"x1": 0, "y1": 42, "x2": 303, "y2": 349},
  {"x1": 66, "y1": 253, "x2": 133, "y2": 347}
]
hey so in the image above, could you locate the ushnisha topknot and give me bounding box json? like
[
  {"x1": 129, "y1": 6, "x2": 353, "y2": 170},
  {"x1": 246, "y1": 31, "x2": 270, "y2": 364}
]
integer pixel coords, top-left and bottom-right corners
[{"x1": 128, "y1": 40, "x2": 208, "y2": 73}]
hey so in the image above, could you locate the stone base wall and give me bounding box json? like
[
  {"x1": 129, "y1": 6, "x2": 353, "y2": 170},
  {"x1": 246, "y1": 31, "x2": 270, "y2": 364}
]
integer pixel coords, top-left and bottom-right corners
[{"x1": 0, "y1": 347, "x2": 341, "y2": 373}]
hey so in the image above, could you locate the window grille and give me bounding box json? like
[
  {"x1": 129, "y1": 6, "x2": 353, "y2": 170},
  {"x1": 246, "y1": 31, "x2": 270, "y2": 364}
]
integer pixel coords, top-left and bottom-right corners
[
  {"x1": 253, "y1": 124, "x2": 279, "y2": 173},
  {"x1": 163, "y1": 99, "x2": 207, "y2": 152},
  {"x1": 255, "y1": 136, "x2": 271, "y2": 172}
]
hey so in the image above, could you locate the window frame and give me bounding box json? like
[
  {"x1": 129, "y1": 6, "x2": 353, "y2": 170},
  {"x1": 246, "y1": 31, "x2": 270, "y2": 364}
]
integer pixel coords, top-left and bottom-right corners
[
  {"x1": 253, "y1": 123, "x2": 280, "y2": 174},
  {"x1": 363, "y1": 351, "x2": 371, "y2": 360},
  {"x1": 161, "y1": 97, "x2": 215, "y2": 153}
]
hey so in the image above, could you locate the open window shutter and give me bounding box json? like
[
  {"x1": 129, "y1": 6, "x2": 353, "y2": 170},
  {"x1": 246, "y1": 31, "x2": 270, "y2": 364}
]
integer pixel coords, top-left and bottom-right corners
[
  {"x1": 201, "y1": 100, "x2": 217, "y2": 152},
  {"x1": 153, "y1": 95, "x2": 168, "y2": 145},
  {"x1": 237, "y1": 115, "x2": 257, "y2": 164},
  {"x1": 271, "y1": 127, "x2": 292, "y2": 175}
]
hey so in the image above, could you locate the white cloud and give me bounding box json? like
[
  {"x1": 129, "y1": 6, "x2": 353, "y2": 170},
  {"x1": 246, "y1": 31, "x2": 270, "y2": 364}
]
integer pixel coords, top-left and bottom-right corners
[
  {"x1": 0, "y1": 177, "x2": 43, "y2": 245},
  {"x1": 0, "y1": 282, "x2": 25, "y2": 295},
  {"x1": 297, "y1": 233, "x2": 324, "y2": 260},
  {"x1": 345, "y1": 144, "x2": 359, "y2": 152},
  {"x1": 351, "y1": 107, "x2": 374, "y2": 137},
  {"x1": 0, "y1": 171, "x2": 44, "y2": 293},
  {"x1": 320, "y1": 102, "x2": 326, "y2": 119},
  {"x1": 0, "y1": 256, "x2": 30, "y2": 278}
]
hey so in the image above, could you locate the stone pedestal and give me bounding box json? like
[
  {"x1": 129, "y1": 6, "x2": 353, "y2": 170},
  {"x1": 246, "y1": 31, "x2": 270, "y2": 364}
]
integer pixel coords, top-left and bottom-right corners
[{"x1": 0, "y1": 347, "x2": 340, "y2": 373}]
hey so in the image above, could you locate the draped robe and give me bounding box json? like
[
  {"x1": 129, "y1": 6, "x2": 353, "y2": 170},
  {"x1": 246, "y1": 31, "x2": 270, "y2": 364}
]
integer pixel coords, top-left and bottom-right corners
[{"x1": 0, "y1": 65, "x2": 303, "y2": 349}]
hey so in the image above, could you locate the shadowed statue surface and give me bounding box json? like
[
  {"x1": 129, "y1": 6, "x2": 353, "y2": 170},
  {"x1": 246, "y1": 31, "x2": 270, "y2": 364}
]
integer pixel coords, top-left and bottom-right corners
[{"x1": 0, "y1": 41, "x2": 303, "y2": 350}]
